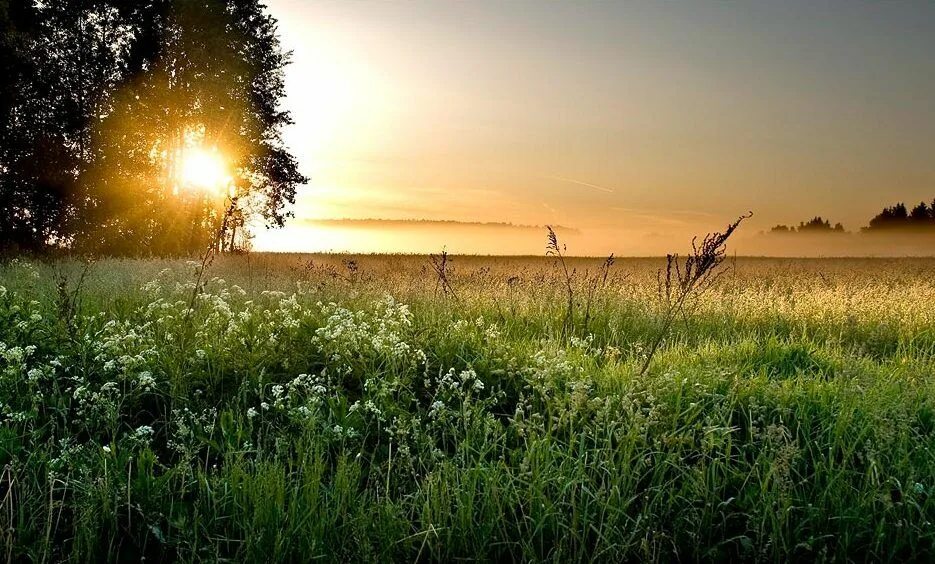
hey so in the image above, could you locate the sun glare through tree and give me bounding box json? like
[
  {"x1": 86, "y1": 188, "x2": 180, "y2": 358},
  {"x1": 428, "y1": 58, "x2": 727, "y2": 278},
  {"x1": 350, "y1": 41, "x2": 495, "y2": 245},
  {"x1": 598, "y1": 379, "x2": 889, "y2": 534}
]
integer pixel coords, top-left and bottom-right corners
[
  {"x1": 2, "y1": 1, "x2": 935, "y2": 562},
  {"x1": 177, "y1": 147, "x2": 231, "y2": 194}
]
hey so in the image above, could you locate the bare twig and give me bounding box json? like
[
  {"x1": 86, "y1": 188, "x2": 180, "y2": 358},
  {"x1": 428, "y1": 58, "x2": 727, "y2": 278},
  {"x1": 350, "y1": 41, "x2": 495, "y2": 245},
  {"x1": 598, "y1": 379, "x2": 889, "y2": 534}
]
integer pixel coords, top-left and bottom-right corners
[
  {"x1": 55, "y1": 258, "x2": 94, "y2": 342},
  {"x1": 429, "y1": 248, "x2": 458, "y2": 301},
  {"x1": 640, "y1": 212, "x2": 751, "y2": 375},
  {"x1": 583, "y1": 253, "x2": 615, "y2": 332},
  {"x1": 185, "y1": 195, "x2": 239, "y2": 325}
]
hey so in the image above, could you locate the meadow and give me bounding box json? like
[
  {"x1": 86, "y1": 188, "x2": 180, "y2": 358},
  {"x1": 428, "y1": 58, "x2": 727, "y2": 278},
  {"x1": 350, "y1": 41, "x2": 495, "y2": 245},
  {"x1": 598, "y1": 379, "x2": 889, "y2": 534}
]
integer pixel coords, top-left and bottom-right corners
[{"x1": 2, "y1": 253, "x2": 935, "y2": 562}]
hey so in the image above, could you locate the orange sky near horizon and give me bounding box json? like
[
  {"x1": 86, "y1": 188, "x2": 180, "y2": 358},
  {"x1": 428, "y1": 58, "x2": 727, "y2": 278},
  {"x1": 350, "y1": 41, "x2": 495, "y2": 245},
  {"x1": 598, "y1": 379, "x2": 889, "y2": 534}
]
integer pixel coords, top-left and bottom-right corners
[{"x1": 253, "y1": 0, "x2": 935, "y2": 256}]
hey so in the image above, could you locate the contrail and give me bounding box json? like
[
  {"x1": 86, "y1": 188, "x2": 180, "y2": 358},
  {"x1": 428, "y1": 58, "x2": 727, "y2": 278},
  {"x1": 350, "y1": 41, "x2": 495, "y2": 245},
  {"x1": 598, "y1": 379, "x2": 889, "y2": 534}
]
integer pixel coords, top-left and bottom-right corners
[
  {"x1": 611, "y1": 206, "x2": 717, "y2": 218},
  {"x1": 545, "y1": 175, "x2": 615, "y2": 194},
  {"x1": 541, "y1": 202, "x2": 559, "y2": 215}
]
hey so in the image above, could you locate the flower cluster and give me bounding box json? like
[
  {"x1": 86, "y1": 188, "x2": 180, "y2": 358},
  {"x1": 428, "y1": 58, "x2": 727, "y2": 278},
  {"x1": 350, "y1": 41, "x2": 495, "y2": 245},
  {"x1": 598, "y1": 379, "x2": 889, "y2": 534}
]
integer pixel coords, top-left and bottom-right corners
[{"x1": 313, "y1": 295, "x2": 426, "y2": 378}]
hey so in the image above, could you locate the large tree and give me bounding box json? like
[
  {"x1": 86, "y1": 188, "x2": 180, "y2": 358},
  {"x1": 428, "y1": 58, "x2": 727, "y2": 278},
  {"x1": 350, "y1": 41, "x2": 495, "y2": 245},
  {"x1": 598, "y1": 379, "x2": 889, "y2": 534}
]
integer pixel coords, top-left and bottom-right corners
[
  {"x1": 0, "y1": 0, "x2": 69, "y2": 251},
  {"x1": 0, "y1": 0, "x2": 306, "y2": 255}
]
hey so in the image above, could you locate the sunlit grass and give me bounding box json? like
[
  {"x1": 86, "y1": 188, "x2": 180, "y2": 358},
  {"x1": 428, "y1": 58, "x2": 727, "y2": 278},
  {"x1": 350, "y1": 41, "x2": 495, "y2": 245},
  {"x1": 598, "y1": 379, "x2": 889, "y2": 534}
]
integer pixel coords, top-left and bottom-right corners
[{"x1": 2, "y1": 255, "x2": 935, "y2": 561}]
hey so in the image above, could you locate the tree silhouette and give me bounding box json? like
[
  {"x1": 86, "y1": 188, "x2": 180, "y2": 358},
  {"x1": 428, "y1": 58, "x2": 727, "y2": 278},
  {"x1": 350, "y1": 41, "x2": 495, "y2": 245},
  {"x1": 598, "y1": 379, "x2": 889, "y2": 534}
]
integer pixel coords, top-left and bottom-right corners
[
  {"x1": 773, "y1": 200, "x2": 935, "y2": 236},
  {"x1": 0, "y1": 0, "x2": 69, "y2": 251},
  {"x1": 909, "y1": 202, "x2": 932, "y2": 225},
  {"x1": 770, "y1": 216, "x2": 845, "y2": 234},
  {"x1": 865, "y1": 201, "x2": 935, "y2": 231},
  {"x1": 798, "y1": 217, "x2": 832, "y2": 232},
  {"x1": 0, "y1": 0, "x2": 306, "y2": 255}
]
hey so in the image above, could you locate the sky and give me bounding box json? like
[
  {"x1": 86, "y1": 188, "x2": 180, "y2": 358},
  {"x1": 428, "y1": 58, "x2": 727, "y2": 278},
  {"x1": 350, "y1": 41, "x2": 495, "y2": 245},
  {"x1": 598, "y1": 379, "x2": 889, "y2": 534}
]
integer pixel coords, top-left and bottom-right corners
[{"x1": 254, "y1": 0, "x2": 935, "y2": 255}]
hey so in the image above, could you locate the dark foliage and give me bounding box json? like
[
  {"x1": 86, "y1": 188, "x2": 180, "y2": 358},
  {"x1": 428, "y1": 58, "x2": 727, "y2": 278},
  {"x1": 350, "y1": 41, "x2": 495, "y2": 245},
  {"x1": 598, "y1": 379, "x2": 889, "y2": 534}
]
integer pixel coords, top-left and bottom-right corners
[
  {"x1": 0, "y1": 0, "x2": 306, "y2": 255},
  {"x1": 770, "y1": 216, "x2": 845, "y2": 234},
  {"x1": 866, "y1": 200, "x2": 935, "y2": 231},
  {"x1": 771, "y1": 198, "x2": 935, "y2": 235}
]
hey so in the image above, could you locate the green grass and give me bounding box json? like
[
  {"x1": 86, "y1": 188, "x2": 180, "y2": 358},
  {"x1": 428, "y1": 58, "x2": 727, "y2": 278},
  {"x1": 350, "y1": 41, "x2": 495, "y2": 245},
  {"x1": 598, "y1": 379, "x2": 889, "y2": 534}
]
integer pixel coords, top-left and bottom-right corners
[{"x1": 2, "y1": 254, "x2": 935, "y2": 561}]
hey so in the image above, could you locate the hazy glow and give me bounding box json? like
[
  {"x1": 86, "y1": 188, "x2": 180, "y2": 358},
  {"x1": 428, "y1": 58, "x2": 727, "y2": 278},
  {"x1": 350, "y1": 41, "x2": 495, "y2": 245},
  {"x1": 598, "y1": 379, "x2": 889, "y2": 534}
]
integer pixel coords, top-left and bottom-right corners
[
  {"x1": 260, "y1": 0, "x2": 935, "y2": 255},
  {"x1": 178, "y1": 148, "x2": 229, "y2": 194}
]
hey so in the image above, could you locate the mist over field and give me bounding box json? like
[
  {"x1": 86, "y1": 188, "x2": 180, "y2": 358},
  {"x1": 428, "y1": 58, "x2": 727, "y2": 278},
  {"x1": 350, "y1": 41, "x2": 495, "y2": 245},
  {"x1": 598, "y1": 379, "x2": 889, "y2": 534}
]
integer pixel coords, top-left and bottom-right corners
[
  {"x1": 254, "y1": 219, "x2": 935, "y2": 257},
  {"x1": 3, "y1": 0, "x2": 935, "y2": 561}
]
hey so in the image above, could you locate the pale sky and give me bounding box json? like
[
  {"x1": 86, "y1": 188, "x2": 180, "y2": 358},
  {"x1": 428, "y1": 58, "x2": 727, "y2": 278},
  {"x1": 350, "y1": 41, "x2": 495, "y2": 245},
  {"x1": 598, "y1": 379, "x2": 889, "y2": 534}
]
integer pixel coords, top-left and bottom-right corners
[{"x1": 255, "y1": 0, "x2": 935, "y2": 255}]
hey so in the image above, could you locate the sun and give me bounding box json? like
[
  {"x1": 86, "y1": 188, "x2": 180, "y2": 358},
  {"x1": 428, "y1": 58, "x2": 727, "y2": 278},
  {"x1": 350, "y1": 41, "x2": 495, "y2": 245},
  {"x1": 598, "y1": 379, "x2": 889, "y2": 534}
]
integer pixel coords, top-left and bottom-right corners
[{"x1": 178, "y1": 147, "x2": 230, "y2": 193}]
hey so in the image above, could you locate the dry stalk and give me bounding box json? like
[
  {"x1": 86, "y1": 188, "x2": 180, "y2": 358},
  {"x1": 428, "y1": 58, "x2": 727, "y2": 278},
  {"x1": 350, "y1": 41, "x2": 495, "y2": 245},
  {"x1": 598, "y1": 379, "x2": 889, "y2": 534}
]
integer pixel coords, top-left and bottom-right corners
[
  {"x1": 546, "y1": 226, "x2": 575, "y2": 338},
  {"x1": 639, "y1": 212, "x2": 752, "y2": 375},
  {"x1": 582, "y1": 254, "x2": 615, "y2": 332},
  {"x1": 429, "y1": 249, "x2": 458, "y2": 301},
  {"x1": 54, "y1": 258, "x2": 94, "y2": 343},
  {"x1": 185, "y1": 195, "x2": 239, "y2": 324}
]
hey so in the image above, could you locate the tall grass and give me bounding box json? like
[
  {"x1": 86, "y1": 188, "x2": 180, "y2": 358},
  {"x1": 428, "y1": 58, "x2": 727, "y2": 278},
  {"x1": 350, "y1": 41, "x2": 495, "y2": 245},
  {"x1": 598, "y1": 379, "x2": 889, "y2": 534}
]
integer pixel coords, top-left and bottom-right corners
[{"x1": 1, "y1": 255, "x2": 935, "y2": 561}]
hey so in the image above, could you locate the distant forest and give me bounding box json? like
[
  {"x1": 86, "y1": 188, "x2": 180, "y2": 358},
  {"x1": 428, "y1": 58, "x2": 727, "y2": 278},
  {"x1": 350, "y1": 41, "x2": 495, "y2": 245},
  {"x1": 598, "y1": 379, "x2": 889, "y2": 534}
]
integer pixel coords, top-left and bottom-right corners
[{"x1": 771, "y1": 200, "x2": 935, "y2": 234}]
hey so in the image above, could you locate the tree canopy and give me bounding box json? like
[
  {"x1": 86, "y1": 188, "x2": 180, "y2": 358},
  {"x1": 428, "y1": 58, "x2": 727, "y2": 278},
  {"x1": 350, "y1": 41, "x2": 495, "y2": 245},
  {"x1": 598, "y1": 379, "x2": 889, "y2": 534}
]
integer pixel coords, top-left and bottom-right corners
[
  {"x1": 770, "y1": 199, "x2": 935, "y2": 236},
  {"x1": 0, "y1": 0, "x2": 306, "y2": 255},
  {"x1": 770, "y1": 216, "x2": 845, "y2": 234},
  {"x1": 865, "y1": 201, "x2": 935, "y2": 231}
]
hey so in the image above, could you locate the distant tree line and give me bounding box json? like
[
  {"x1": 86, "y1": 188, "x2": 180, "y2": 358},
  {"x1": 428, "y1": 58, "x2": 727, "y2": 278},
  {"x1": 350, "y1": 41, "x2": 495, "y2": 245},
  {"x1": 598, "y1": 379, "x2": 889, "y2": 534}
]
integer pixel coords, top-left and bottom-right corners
[
  {"x1": 770, "y1": 199, "x2": 935, "y2": 235},
  {"x1": 1, "y1": 0, "x2": 306, "y2": 255},
  {"x1": 770, "y1": 216, "x2": 845, "y2": 234},
  {"x1": 864, "y1": 200, "x2": 935, "y2": 231}
]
